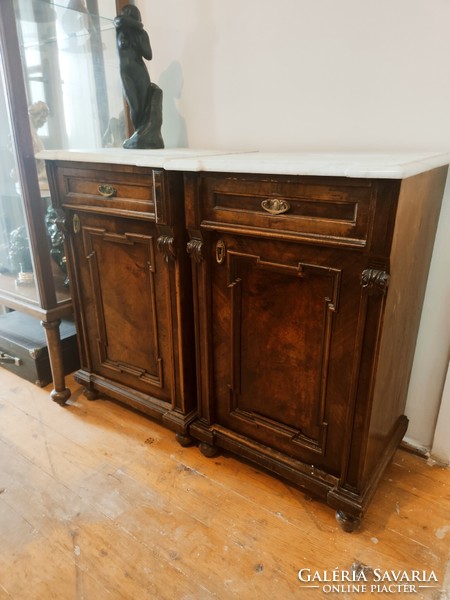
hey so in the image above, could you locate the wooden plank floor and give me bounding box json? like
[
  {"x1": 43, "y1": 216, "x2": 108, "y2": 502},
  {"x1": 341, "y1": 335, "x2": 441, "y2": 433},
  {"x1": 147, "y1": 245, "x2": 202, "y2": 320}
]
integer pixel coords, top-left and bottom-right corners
[{"x1": 0, "y1": 368, "x2": 449, "y2": 599}]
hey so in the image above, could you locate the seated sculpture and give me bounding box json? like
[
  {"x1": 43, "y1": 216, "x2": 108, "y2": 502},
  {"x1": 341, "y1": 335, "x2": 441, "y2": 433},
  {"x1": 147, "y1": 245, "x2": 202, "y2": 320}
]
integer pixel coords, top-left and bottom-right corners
[
  {"x1": 114, "y1": 5, "x2": 164, "y2": 149},
  {"x1": 28, "y1": 100, "x2": 50, "y2": 191}
]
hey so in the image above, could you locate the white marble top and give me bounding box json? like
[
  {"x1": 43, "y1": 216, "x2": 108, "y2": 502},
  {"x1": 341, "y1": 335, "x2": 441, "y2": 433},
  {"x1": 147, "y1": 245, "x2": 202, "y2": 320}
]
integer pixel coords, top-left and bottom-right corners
[
  {"x1": 38, "y1": 149, "x2": 450, "y2": 179},
  {"x1": 37, "y1": 148, "x2": 238, "y2": 169},
  {"x1": 166, "y1": 151, "x2": 450, "y2": 178}
]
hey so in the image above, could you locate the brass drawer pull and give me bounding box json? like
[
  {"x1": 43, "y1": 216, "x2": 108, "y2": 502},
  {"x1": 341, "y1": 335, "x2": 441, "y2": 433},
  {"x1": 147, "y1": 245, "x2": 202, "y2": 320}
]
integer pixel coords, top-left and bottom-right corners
[
  {"x1": 261, "y1": 198, "x2": 290, "y2": 215},
  {"x1": 98, "y1": 184, "x2": 116, "y2": 197}
]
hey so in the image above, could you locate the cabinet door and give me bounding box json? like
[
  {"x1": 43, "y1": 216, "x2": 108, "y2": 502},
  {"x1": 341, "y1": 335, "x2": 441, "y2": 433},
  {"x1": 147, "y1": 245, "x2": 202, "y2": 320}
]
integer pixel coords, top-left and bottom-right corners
[
  {"x1": 209, "y1": 232, "x2": 363, "y2": 476},
  {"x1": 69, "y1": 211, "x2": 173, "y2": 403}
]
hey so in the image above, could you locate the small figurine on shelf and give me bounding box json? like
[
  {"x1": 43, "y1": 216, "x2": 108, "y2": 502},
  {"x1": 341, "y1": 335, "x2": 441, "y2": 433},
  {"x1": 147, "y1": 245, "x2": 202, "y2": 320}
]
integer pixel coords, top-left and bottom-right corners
[
  {"x1": 114, "y1": 4, "x2": 164, "y2": 149},
  {"x1": 28, "y1": 100, "x2": 50, "y2": 193},
  {"x1": 102, "y1": 110, "x2": 126, "y2": 148},
  {"x1": 8, "y1": 225, "x2": 34, "y2": 286}
]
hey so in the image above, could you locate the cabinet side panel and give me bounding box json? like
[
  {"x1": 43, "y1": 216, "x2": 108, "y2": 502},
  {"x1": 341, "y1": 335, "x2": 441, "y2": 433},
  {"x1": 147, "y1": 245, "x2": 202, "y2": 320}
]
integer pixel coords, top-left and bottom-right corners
[{"x1": 362, "y1": 167, "x2": 448, "y2": 483}]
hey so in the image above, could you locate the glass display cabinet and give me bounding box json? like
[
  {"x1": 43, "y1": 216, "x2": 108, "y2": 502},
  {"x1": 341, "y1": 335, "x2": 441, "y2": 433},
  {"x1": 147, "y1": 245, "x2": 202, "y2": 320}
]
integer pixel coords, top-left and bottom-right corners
[{"x1": 0, "y1": 0, "x2": 127, "y2": 402}]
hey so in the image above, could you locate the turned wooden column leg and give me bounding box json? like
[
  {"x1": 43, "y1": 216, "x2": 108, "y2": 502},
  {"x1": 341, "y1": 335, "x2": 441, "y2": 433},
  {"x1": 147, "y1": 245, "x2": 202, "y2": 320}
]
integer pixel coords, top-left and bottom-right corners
[{"x1": 41, "y1": 319, "x2": 71, "y2": 405}]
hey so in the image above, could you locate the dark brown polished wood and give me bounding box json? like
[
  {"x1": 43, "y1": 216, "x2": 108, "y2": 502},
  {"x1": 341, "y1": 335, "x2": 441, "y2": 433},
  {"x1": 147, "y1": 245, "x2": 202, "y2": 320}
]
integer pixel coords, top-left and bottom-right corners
[
  {"x1": 184, "y1": 167, "x2": 448, "y2": 531},
  {"x1": 46, "y1": 160, "x2": 197, "y2": 438}
]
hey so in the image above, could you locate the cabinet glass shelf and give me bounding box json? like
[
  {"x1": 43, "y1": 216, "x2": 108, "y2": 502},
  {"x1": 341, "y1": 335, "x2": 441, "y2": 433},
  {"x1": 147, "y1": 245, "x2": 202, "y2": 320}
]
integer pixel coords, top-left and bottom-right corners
[{"x1": 18, "y1": 1, "x2": 116, "y2": 50}]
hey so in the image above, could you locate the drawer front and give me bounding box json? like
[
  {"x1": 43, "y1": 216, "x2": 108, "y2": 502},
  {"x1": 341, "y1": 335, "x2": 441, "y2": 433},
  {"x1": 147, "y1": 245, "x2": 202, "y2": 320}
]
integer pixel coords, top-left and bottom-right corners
[
  {"x1": 56, "y1": 165, "x2": 156, "y2": 217},
  {"x1": 199, "y1": 174, "x2": 374, "y2": 247}
]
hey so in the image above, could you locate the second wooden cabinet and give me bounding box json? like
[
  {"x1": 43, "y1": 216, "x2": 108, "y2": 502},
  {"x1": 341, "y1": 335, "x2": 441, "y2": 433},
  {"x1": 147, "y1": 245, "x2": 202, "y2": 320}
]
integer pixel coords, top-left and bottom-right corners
[
  {"x1": 46, "y1": 160, "x2": 196, "y2": 443},
  {"x1": 183, "y1": 165, "x2": 447, "y2": 530}
]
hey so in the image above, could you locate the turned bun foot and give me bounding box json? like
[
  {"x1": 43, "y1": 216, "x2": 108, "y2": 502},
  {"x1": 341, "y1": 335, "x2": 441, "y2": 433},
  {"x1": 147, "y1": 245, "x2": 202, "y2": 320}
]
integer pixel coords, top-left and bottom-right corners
[
  {"x1": 199, "y1": 442, "x2": 219, "y2": 458},
  {"x1": 175, "y1": 432, "x2": 194, "y2": 447},
  {"x1": 336, "y1": 510, "x2": 361, "y2": 532},
  {"x1": 84, "y1": 387, "x2": 99, "y2": 401}
]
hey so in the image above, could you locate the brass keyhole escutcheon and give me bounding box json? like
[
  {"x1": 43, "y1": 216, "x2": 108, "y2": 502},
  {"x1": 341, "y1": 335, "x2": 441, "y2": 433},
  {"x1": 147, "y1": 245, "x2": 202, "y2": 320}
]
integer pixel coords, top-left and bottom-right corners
[
  {"x1": 73, "y1": 214, "x2": 81, "y2": 234},
  {"x1": 216, "y1": 240, "x2": 226, "y2": 264}
]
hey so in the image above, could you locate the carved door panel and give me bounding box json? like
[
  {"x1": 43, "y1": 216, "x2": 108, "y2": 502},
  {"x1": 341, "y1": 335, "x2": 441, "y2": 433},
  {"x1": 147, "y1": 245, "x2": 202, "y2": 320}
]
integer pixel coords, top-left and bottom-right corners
[
  {"x1": 210, "y1": 233, "x2": 363, "y2": 475},
  {"x1": 70, "y1": 211, "x2": 173, "y2": 403}
]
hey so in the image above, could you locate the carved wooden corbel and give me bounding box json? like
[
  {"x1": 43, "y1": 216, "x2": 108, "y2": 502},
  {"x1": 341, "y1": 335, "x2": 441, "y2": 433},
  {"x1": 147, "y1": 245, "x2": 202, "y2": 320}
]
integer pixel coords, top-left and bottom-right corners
[
  {"x1": 186, "y1": 238, "x2": 204, "y2": 263},
  {"x1": 361, "y1": 268, "x2": 390, "y2": 296},
  {"x1": 157, "y1": 235, "x2": 176, "y2": 261}
]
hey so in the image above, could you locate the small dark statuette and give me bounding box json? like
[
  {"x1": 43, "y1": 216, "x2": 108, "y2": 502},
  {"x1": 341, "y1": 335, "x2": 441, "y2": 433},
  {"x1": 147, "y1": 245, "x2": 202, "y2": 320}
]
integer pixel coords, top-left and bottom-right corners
[
  {"x1": 114, "y1": 5, "x2": 164, "y2": 149},
  {"x1": 8, "y1": 226, "x2": 33, "y2": 275}
]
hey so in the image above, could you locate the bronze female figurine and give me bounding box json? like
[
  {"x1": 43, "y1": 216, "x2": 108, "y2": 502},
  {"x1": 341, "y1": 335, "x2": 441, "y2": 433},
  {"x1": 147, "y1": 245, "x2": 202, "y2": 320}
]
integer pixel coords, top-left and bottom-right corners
[{"x1": 114, "y1": 5, "x2": 164, "y2": 149}]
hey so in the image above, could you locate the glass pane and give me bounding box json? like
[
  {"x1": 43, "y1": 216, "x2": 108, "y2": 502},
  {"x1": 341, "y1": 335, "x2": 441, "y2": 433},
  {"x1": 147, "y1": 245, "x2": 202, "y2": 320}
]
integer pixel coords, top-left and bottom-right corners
[
  {"x1": 15, "y1": 0, "x2": 124, "y2": 151},
  {"x1": 0, "y1": 0, "x2": 124, "y2": 309},
  {"x1": 0, "y1": 67, "x2": 39, "y2": 304}
]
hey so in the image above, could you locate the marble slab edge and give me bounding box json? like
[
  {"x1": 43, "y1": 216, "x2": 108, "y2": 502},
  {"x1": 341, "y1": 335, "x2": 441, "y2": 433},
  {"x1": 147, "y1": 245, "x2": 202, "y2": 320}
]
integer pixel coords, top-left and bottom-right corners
[
  {"x1": 165, "y1": 152, "x2": 450, "y2": 179},
  {"x1": 37, "y1": 149, "x2": 450, "y2": 179}
]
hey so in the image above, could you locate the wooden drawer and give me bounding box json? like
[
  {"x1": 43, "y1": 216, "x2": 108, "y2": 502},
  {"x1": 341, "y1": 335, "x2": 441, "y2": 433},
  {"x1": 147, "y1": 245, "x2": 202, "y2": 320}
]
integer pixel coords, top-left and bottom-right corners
[
  {"x1": 198, "y1": 174, "x2": 374, "y2": 247},
  {"x1": 55, "y1": 164, "x2": 156, "y2": 218}
]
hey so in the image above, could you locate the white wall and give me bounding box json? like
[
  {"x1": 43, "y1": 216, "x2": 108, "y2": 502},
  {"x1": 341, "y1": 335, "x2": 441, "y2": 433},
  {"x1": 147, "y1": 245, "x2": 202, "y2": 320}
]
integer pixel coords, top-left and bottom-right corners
[{"x1": 139, "y1": 0, "x2": 450, "y2": 451}]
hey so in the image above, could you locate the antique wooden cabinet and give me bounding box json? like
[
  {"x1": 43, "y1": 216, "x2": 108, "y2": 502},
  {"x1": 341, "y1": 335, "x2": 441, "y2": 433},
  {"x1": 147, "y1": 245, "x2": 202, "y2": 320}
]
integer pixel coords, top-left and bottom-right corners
[
  {"x1": 182, "y1": 153, "x2": 449, "y2": 530},
  {"x1": 44, "y1": 150, "x2": 449, "y2": 530},
  {"x1": 45, "y1": 152, "x2": 199, "y2": 442}
]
